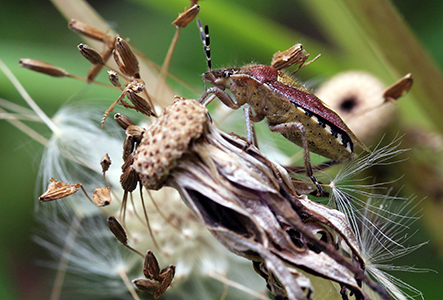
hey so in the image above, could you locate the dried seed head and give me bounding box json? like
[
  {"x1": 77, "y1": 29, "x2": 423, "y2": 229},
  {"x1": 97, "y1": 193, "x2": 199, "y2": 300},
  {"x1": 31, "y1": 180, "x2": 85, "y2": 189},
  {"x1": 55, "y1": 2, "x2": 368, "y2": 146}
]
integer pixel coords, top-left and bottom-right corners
[
  {"x1": 383, "y1": 73, "x2": 413, "y2": 103},
  {"x1": 133, "y1": 99, "x2": 208, "y2": 189},
  {"x1": 77, "y1": 43, "x2": 104, "y2": 65},
  {"x1": 93, "y1": 187, "x2": 112, "y2": 207},
  {"x1": 172, "y1": 4, "x2": 200, "y2": 28},
  {"x1": 114, "y1": 36, "x2": 140, "y2": 78},
  {"x1": 39, "y1": 178, "x2": 81, "y2": 202},
  {"x1": 126, "y1": 92, "x2": 155, "y2": 117},
  {"x1": 19, "y1": 58, "x2": 68, "y2": 77},
  {"x1": 68, "y1": 19, "x2": 108, "y2": 42},
  {"x1": 271, "y1": 43, "x2": 307, "y2": 70},
  {"x1": 114, "y1": 113, "x2": 135, "y2": 130},
  {"x1": 107, "y1": 70, "x2": 121, "y2": 87},
  {"x1": 107, "y1": 216, "x2": 128, "y2": 245},
  {"x1": 100, "y1": 153, "x2": 112, "y2": 173}
]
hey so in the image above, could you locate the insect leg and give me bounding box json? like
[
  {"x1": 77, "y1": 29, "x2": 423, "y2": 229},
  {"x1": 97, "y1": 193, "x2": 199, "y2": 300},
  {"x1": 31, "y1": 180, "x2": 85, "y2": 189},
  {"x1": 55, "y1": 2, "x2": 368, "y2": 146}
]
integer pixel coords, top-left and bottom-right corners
[
  {"x1": 269, "y1": 122, "x2": 326, "y2": 197},
  {"x1": 198, "y1": 86, "x2": 241, "y2": 109},
  {"x1": 243, "y1": 106, "x2": 258, "y2": 147}
]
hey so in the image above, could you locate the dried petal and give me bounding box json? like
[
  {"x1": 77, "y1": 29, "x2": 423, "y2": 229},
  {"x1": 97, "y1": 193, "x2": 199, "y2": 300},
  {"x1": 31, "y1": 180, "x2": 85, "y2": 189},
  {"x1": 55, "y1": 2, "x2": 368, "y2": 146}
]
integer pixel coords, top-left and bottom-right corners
[
  {"x1": 126, "y1": 125, "x2": 145, "y2": 143},
  {"x1": 172, "y1": 4, "x2": 200, "y2": 28},
  {"x1": 93, "y1": 187, "x2": 111, "y2": 207},
  {"x1": 68, "y1": 19, "x2": 108, "y2": 42},
  {"x1": 383, "y1": 73, "x2": 413, "y2": 103},
  {"x1": 120, "y1": 155, "x2": 139, "y2": 192},
  {"x1": 155, "y1": 265, "x2": 175, "y2": 298},
  {"x1": 126, "y1": 92, "x2": 155, "y2": 117},
  {"x1": 114, "y1": 36, "x2": 139, "y2": 78},
  {"x1": 143, "y1": 251, "x2": 161, "y2": 280},
  {"x1": 107, "y1": 216, "x2": 128, "y2": 245},
  {"x1": 19, "y1": 58, "x2": 68, "y2": 77},
  {"x1": 77, "y1": 43, "x2": 104, "y2": 65},
  {"x1": 271, "y1": 43, "x2": 307, "y2": 70},
  {"x1": 133, "y1": 278, "x2": 157, "y2": 293},
  {"x1": 114, "y1": 113, "x2": 135, "y2": 130},
  {"x1": 39, "y1": 178, "x2": 81, "y2": 202}
]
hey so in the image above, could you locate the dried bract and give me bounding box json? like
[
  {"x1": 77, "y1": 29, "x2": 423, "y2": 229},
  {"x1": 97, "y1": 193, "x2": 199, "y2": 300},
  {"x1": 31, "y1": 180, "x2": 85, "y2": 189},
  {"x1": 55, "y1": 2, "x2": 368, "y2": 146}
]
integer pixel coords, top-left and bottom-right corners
[
  {"x1": 39, "y1": 178, "x2": 81, "y2": 202},
  {"x1": 271, "y1": 43, "x2": 321, "y2": 72},
  {"x1": 114, "y1": 113, "x2": 135, "y2": 130},
  {"x1": 383, "y1": 73, "x2": 413, "y2": 103},
  {"x1": 108, "y1": 70, "x2": 121, "y2": 87},
  {"x1": 93, "y1": 187, "x2": 111, "y2": 207},
  {"x1": 77, "y1": 43, "x2": 104, "y2": 65},
  {"x1": 68, "y1": 19, "x2": 109, "y2": 42},
  {"x1": 19, "y1": 58, "x2": 68, "y2": 77},
  {"x1": 172, "y1": 4, "x2": 200, "y2": 28},
  {"x1": 100, "y1": 153, "x2": 112, "y2": 173},
  {"x1": 271, "y1": 43, "x2": 306, "y2": 70},
  {"x1": 114, "y1": 36, "x2": 140, "y2": 78},
  {"x1": 107, "y1": 216, "x2": 128, "y2": 245},
  {"x1": 126, "y1": 92, "x2": 156, "y2": 117}
]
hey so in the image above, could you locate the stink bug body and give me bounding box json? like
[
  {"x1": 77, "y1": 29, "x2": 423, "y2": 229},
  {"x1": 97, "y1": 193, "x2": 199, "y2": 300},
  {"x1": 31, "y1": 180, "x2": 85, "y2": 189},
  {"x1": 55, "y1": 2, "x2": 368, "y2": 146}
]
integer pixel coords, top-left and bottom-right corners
[
  {"x1": 197, "y1": 21, "x2": 368, "y2": 195},
  {"x1": 201, "y1": 65, "x2": 364, "y2": 162}
]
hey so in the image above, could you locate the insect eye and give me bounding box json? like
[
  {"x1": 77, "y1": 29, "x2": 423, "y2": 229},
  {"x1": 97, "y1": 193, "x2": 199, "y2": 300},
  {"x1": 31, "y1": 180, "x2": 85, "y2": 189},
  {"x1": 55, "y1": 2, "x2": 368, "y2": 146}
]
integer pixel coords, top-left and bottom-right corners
[{"x1": 222, "y1": 70, "x2": 231, "y2": 78}]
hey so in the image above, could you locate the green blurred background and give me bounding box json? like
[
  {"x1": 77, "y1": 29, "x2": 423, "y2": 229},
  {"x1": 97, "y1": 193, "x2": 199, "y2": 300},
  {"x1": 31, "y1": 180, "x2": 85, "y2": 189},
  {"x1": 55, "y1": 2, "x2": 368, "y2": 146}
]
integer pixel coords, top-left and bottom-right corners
[{"x1": 1, "y1": 0, "x2": 443, "y2": 299}]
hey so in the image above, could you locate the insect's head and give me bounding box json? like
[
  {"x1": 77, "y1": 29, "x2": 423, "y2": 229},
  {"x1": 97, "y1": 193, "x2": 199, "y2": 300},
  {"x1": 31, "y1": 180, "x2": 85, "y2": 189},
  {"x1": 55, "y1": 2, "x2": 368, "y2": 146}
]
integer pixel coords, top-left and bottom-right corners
[{"x1": 203, "y1": 68, "x2": 239, "y2": 88}]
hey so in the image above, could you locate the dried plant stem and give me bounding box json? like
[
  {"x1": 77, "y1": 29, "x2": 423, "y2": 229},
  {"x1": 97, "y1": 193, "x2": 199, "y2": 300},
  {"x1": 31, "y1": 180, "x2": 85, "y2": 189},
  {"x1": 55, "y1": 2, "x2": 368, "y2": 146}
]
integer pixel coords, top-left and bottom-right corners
[
  {"x1": 0, "y1": 59, "x2": 57, "y2": 133},
  {"x1": 147, "y1": 190, "x2": 182, "y2": 232},
  {"x1": 0, "y1": 107, "x2": 49, "y2": 145},
  {"x1": 50, "y1": 216, "x2": 81, "y2": 300},
  {"x1": 206, "y1": 271, "x2": 270, "y2": 300},
  {"x1": 155, "y1": 27, "x2": 181, "y2": 99},
  {"x1": 117, "y1": 268, "x2": 142, "y2": 300}
]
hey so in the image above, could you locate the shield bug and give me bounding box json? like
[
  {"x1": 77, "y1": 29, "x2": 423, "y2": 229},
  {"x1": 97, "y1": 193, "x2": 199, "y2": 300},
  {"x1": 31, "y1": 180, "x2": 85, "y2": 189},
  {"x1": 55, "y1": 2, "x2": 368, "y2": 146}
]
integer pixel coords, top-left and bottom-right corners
[{"x1": 197, "y1": 21, "x2": 369, "y2": 196}]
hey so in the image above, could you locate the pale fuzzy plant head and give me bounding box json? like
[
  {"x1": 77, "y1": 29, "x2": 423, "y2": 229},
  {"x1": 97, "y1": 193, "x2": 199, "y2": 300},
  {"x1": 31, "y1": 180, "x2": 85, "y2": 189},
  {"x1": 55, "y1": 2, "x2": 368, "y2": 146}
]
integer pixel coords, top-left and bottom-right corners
[{"x1": 315, "y1": 71, "x2": 396, "y2": 143}]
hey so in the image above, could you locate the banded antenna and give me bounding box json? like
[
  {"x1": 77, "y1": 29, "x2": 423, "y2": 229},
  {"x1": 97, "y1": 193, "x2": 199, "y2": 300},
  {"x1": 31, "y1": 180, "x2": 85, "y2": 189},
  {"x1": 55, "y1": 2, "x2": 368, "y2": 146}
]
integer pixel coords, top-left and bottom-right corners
[{"x1": 197, "y1": 19, "x2": 211, "y2": 72}]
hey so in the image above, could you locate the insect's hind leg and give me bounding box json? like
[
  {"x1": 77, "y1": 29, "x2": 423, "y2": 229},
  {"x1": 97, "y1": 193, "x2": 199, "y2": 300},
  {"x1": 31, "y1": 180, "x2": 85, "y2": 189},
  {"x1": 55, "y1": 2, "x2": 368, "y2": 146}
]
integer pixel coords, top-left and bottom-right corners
[{"x1": 269, "y1": 122, "x2": 328, "y2": 197}]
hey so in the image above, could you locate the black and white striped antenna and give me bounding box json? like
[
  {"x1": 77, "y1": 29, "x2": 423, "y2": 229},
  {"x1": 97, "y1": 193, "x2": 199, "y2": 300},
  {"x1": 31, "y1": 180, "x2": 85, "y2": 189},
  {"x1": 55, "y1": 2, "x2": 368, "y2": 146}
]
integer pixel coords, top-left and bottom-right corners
[{"x1": 197, "y1": 19, "x2": 212, "y2": 72}]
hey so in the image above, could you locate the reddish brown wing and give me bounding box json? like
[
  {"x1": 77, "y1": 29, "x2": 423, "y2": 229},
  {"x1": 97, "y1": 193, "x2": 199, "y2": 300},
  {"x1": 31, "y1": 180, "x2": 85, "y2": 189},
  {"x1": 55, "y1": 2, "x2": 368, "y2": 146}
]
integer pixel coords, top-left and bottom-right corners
[{"x1": 267, "y1": 80, "x2": 347, "y2": 132}]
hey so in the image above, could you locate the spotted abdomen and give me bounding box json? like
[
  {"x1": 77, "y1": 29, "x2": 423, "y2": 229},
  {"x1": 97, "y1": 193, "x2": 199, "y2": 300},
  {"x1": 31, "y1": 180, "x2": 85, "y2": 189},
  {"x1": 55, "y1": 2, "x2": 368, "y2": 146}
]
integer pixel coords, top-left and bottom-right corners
[{"x1": 269, "y1": 102, "x2": 353, "y2": 162}]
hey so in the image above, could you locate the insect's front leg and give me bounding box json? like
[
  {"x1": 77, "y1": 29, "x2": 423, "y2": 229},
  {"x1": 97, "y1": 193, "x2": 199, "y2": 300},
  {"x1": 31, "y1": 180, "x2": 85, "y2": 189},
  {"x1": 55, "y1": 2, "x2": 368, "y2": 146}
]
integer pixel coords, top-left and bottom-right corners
[
  {"x1": 243, "y1": 106, "x2": 260, "y2": 148},
  {"x1": 198, "y1": 86, "x2": 241, "y2": 109},
  {"x1": 269, "y1": 122, "x2": 327, "y2": 197}
]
